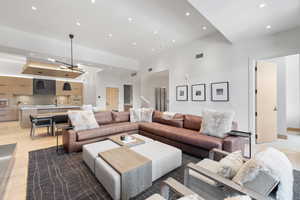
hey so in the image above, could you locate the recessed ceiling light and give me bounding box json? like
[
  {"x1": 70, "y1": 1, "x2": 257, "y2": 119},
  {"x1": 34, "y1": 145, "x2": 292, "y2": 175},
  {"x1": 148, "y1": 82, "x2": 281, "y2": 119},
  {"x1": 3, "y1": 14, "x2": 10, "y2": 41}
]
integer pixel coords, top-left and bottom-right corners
[
  {"x1": 153, "y1": 30, "x2": 158, "y2": 35},
  {"x1": 266, "y1": 25, "x2": 272, "y2": 29},
  {"x1": 128, "y1": 17, "x2": 133, "y2": 23},
  {"x1": 108, "y1": 33, "x2": 113, "y2": 38},
  {"x1": 151, "y1": 48, "x2": 155, "y2": 52},
  {"x1": 172, "y1": 39, "x2": 176, "y2": 43},
  {"x1": 132, "y1": 42, "x2": 137, "y2": 46},
  {"x1": 31, "y1": 6, "x2": 37, "y2": 11},
  {"x1": 48, "y1": 58, "x2": 56, "y2": 62},
  {"x1": 259, "y1": 3, "x2": 266, "y2": 8},
  {"x1": 185, "y1": 12, "x2": 191, "y2": 16},
  {"x1": 202, "y1": 26, "x2": 207, "y2": 30},
  {"x1": 76, "y1": 22, "x2": 81, "y2": 26},
  {"x1": 91, "y1": 0, "x2": 96, "y2": 4}
]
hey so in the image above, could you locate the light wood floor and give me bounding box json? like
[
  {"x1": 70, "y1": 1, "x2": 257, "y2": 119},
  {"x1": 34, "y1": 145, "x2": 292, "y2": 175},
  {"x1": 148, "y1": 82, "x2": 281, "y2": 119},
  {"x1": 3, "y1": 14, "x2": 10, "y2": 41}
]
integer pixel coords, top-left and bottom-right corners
[{"x1": 0, "y1": 121, "x2": 62, "y2": 200}]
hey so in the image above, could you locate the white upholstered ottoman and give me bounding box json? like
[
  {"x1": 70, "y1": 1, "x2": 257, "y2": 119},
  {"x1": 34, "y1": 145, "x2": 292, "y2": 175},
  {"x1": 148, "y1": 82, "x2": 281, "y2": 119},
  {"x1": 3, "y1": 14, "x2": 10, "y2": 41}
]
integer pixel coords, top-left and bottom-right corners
[
  {"x1": 94, "y1": 141, "x2": 182, "y2": 200},
  {"x1": 83, "y1": 134, "x2": 154, "y2": 173}
]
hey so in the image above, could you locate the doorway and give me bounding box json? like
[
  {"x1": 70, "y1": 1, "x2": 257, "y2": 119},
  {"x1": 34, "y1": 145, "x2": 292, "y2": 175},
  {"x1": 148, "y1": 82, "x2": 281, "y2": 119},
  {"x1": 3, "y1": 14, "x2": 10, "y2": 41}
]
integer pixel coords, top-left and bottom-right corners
[
  {"x1": 106, "y1": 87, "x2": 119, "y2": 111},
  {"x1": 254, "y1": 54, "x2": 300, "y2": 169},
  {"x1": 255, "y1": 61, "x2": 278, "y2": 143},
  {"x1": 155, "y1": 87, "x2": 167, "y2": 112},
  {"x1": 124, "y1": 85, "x2": 133, "y2": 111}
]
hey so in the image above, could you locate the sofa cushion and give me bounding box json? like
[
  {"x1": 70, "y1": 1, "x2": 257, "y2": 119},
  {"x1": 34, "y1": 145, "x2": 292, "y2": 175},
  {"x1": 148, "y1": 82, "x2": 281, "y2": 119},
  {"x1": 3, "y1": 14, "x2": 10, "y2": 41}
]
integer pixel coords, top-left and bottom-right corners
[
  {"x1": 153, "y1": 111, "x2": 184, "y2": 128},
  {"x1": 112, "y1": 111, "x2": 130, "y2": 123},
  {"x1": 183, "y1": 114, "x2": 202, "y2": 131},
  {"x1": 94, "y1": 111, "x2": 113, "y2": 125},
  {"x1": 77, "y1": 122, "x2": 139, "y2": 141},
  {"x1": 139, "y1": 122, "x2": 222, "y2": 150}
]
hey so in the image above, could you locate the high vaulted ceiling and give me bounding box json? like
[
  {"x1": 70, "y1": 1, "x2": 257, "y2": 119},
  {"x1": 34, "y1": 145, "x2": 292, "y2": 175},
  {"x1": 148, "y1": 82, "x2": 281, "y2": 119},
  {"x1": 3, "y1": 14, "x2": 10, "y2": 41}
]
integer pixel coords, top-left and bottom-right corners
[
  {"x1": 188, "y1": 0, "x2": 300, "y2": 42},
  {"x1": 0, "y1": 0, "x2": 216, "y2": 61}
]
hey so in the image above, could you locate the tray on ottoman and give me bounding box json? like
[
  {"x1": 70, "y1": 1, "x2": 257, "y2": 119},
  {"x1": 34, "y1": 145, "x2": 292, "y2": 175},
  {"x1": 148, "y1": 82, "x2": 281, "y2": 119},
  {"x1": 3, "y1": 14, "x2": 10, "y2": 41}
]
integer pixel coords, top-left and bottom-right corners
[{"x1": 99, "y1": 147, "x2": 152, "y2": 200}]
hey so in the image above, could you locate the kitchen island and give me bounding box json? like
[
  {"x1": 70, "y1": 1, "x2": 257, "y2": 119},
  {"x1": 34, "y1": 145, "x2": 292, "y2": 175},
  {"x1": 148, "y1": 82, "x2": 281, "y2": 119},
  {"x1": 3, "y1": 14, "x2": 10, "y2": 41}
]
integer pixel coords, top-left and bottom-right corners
[{"x1": 19, "y1": 105, "x2": 80, "y2": 128}]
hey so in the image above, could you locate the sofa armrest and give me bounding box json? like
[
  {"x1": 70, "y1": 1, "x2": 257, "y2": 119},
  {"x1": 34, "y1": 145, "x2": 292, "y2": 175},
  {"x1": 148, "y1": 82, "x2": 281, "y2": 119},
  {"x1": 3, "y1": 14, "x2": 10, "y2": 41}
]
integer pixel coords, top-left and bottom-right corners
[
  {"x1": 62, "y1": 129, "x2": 77, "y2": 153},
  {"x1": 209, "y1": 148, "x2": 249, "y2": 162},
  {"x1": 161, "y1": 178, "x2": 203, "y2": 200},
  {"x1": 223, "y1": 136, "x2": 246, "y2": 154}
]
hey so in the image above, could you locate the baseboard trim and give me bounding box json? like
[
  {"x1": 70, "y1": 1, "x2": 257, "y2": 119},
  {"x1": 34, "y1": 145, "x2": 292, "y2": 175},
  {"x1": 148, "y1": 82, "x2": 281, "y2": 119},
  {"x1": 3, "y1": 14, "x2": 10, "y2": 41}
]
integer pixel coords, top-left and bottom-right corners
[
  {"x1": 277, "y1": 135, "x2": 288, "y2": 140},
  {"x1": 287, "y1": 128, "x2": 300, "y2": 133}
]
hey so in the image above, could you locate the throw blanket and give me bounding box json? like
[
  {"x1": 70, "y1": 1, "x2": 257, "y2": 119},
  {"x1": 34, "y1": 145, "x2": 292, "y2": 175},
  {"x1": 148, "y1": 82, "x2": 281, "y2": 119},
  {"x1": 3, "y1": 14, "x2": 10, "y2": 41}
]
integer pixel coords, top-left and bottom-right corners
[
  {"x1": 237, "y1": 148, "x2": 293, "y2": 200},
  {"x1": 162, "y1": 112, "x2": 176, "y2": 120}
]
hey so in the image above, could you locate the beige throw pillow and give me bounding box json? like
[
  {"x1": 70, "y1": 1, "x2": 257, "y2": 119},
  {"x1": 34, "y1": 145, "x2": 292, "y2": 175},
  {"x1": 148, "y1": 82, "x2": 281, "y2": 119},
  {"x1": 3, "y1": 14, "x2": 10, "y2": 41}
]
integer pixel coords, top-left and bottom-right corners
[
  {"x1": 217, "y1": 151, "x2": 244, "y2": 179},
  {"x1": 200, "y1": 109, "x2": 235, "y2": 138},
  {"x1": 68, "y1": 110, "x2": 99, "y2": 131}
]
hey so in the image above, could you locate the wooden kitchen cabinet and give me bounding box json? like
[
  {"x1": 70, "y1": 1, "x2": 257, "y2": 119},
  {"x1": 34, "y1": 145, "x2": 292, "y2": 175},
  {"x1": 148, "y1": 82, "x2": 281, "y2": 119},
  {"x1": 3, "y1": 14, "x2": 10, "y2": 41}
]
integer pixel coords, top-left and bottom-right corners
[
  {"x1": 13, "y1": 77, "x2": 33, "y2": 95},
  {"x1": 56, "y1": 81, "x2": 83, "y2": 96},
  {"x1": 0, "y1": 107, "x2": 18, "y2": 122},
  {"x1": 0, "y1": 76, "x2": 13, "y2": 96},
  {"x1": 0, "y1": 76, "x2": 33, "y2": 96}
]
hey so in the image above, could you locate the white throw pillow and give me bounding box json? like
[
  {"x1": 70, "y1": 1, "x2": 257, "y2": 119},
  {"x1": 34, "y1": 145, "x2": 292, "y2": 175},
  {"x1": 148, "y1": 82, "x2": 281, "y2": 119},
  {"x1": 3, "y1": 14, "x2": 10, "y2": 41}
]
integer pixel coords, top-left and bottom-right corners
[
  {"x1": 130, "y1": 108, "x2": 153, "y2": 122},
  {"x1": 217, "y1": 151, "x2": 244, "y2": 179},
  {"x1": 81, "y1": 104, "x2": 93, "y2": 111},
  {"x1": 92, "y1": 106, "x2": 102, "y2": 112},
  {"x1": 200, "y1": 109, "x2": 235, "y2": 138},
  {"x1": 130, "y1": 108, "x2": 141, "y2": 122},
  {"x1": 68, "y1": 110, "x2": 99, "y2": 131},
  {"x1": 140, "y1": 108, "x2": 153, "y2": 122}
]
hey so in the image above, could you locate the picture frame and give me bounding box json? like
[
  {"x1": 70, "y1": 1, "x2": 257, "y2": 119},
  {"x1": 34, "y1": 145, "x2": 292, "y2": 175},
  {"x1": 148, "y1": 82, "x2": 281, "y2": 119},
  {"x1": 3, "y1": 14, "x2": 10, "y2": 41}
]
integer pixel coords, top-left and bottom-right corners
[
  {"x1": 191, "y1": 84, "x2": 206, "y2": 101},
  {"x1": 211, "y1": 82, "x2": 229, "y2": 102},
  {"x1": 176, "y1": 85, "x2": 188, "y2": 101}
]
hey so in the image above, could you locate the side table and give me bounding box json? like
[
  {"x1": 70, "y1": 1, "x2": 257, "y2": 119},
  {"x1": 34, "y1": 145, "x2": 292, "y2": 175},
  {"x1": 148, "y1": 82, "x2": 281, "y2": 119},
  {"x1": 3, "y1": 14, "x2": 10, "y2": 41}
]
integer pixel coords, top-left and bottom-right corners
[{"x1": 228, "y1": 130, "x2": 252, "y2": 158}]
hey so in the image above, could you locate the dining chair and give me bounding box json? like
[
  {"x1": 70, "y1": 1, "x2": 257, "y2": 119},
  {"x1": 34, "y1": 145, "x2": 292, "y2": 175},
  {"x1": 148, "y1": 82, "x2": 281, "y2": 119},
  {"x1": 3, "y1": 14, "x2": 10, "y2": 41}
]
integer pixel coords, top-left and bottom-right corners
[
  {"x1": 29, "y1": 115, "x2": 52, "y2": 138},
  {"x1": 52, "y1": 115, "x2": 69, "y2": 136}
]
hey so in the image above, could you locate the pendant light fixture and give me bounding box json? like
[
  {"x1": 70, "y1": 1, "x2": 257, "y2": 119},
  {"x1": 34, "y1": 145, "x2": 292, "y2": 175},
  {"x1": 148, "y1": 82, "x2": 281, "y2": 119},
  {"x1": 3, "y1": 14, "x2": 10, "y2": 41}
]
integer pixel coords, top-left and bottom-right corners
[
  {"x1": 48, "y1": 34, "x2": 85, "y2": 73},
  {"x1": 63, "y1": 82, "x2": 72, "y2": 91}
]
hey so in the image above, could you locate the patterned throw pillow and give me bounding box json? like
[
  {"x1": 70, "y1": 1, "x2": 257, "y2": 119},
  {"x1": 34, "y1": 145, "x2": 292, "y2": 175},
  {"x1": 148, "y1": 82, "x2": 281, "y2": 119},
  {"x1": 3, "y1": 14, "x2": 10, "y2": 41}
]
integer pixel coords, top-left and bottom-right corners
[
  {"x1": 68, "y1": 110, "x2": 99, "y2": 131},
  {"x1": 200, "y1": 109, "x2": 235, "y2": 138}
]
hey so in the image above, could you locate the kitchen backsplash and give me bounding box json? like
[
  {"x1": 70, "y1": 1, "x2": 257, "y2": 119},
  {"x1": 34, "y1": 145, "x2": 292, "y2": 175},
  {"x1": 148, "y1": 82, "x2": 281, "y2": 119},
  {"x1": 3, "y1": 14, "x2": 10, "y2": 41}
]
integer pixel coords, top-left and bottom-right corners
[{"x1": 13, "y1": 95, "x2": 69, "y2": 105}]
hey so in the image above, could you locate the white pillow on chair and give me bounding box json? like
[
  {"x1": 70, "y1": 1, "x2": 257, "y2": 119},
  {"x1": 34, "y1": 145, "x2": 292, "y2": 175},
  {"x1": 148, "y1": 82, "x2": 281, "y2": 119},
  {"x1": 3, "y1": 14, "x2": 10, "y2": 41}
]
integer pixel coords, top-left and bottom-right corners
[{"x1": 217, "y1": 151, "x2": 244, "y2": 179}]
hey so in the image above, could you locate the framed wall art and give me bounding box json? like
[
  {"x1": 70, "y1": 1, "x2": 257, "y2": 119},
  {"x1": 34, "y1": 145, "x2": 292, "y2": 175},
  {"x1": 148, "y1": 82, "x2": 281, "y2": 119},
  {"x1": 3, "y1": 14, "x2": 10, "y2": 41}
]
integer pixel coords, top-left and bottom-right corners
[
  {"x1": 176, "y1": 85, "x2": 188, "y2": 101},
  {"x1": 191, "y1": 84, "x2": 206, "y2": 101},
  {"x1": 211, "y1": 82, "x2": 229, "y2": 102}
]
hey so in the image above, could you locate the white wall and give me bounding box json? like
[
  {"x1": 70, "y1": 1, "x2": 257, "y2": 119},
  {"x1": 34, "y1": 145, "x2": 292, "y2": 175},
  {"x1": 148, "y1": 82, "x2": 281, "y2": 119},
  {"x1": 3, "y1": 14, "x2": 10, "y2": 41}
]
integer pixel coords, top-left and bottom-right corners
[
  {"x1": 140, "y1": 27, "x2": 300, "y2": 133},
  {"x1": 140, "y1": 70, "x2": 169, "y2": 109},
  {"x1": 286, "y1": 54, "x2": 300, "y2": 128},
  {"x1": 96, "y1": 70, "x2": 141, "y2": 111}
]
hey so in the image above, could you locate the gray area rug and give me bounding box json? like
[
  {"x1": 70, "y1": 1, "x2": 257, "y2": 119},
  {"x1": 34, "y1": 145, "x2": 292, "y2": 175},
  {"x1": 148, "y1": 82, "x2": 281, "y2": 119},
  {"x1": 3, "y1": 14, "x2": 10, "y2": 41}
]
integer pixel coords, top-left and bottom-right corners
[{"x1": 27, "y1": 146, "x2": 300, "y2": 200}]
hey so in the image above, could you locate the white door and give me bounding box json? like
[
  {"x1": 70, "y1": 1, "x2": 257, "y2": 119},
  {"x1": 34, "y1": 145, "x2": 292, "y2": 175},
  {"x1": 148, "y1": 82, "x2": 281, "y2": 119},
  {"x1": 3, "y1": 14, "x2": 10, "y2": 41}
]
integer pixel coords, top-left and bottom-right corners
[{"x1": 256, "y1": 61, "x2": 278, "y2": 143}]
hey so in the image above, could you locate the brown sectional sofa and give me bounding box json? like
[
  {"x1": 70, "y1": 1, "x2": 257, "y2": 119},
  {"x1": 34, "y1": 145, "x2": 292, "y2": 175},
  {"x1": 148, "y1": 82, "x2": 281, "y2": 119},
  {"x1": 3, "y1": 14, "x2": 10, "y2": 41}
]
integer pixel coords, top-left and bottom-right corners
[{"x1": 63, "y1": 110, "x2": 245, "y2": 158}]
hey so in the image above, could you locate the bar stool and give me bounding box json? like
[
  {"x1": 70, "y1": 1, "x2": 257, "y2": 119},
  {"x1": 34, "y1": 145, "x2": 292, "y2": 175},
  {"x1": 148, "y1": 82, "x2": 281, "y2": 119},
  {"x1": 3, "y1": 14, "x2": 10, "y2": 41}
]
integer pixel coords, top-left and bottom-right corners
[{"x1": 29, "y1": 115, "x2": 52, "y2": 138}]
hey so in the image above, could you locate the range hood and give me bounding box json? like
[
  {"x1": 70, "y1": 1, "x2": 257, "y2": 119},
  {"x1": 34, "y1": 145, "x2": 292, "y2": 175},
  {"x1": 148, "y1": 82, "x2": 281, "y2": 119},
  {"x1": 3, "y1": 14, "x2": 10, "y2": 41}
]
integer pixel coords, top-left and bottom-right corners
[{"x1": 22, "y1": 61, "x2": 84, "y2": 78}]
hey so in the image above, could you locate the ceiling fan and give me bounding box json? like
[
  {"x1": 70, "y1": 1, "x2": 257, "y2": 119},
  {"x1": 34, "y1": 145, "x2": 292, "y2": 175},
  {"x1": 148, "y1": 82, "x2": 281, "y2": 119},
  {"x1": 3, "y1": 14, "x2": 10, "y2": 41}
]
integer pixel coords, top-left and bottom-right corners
[{"x1": 49, "y1": 34, "x2": 85, "y2": 73}]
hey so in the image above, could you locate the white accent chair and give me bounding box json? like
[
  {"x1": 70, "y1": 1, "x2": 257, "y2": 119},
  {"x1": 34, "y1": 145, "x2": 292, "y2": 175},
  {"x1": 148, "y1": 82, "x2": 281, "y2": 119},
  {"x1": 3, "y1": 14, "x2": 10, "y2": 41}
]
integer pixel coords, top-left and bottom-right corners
[{"x1": 184, "y1": 149, "x2": 279, "y2": 200}]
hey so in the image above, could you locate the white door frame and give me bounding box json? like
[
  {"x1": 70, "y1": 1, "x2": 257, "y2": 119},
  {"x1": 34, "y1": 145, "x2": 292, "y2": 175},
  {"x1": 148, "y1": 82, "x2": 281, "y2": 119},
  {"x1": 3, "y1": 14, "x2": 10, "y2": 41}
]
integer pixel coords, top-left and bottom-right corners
[{"x1": 248, "y1": 52, "x2": 299, "y2": 156}]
